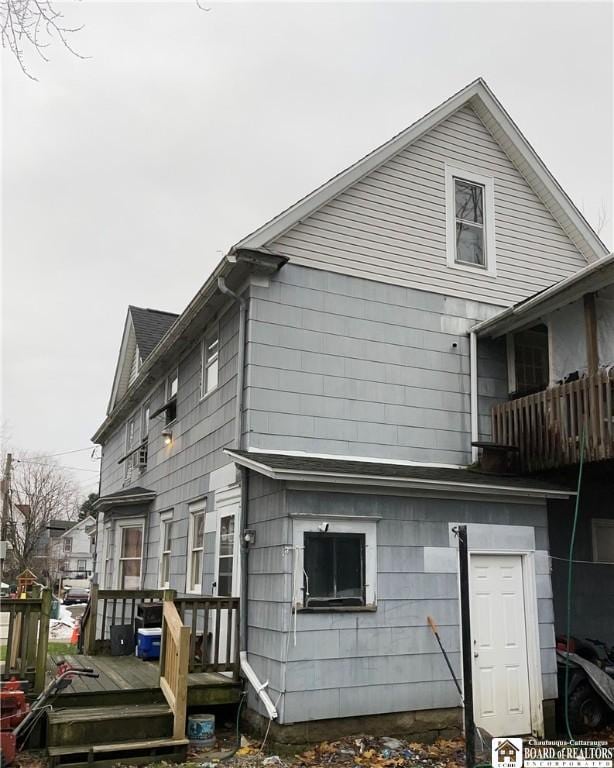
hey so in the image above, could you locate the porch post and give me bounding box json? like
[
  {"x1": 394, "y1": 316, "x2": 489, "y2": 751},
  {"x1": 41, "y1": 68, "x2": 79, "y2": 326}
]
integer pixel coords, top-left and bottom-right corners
[{"x1": 583, "y1": 293, "x2": 599, "y2": 375}]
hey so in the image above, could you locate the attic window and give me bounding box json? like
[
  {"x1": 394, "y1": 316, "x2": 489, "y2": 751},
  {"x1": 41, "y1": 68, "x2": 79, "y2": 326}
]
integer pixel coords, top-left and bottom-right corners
[{"x1": 445, "y1": 165, "x2": 496, "y2": 275}]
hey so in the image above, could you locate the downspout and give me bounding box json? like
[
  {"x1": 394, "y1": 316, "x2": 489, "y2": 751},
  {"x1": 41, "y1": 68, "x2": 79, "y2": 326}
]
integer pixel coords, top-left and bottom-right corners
[
  {"x1": 217, "y1": 277, "x2": 247, "y2": 449},
  {"x1": 470, "y1": 331, "x2": 479, "y2": 463},
  {"x1": 217, "y1": 277, "x2": 278, "y2": 721}
]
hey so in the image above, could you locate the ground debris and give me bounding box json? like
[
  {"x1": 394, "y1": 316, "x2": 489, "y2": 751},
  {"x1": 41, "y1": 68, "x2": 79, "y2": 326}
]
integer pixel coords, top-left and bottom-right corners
[{"x1": 292, "y1": 735, "x2": 465, "y2": 768}]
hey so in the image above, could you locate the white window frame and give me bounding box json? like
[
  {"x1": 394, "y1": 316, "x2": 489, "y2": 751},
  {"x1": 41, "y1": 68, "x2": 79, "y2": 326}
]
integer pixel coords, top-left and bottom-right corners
[
  {"x1": 103, "y1": 522, "x2": 112, "y2": 588},
  {"x1": 164, "y1": 370, "x2": 179, "y2": 425},
  {"x1": 63, "y1": 537, "x2": 73, "y2": 553},
  {"x1": 186, "y1": 500, "x2": 206, "y2": 595},
  {"x1": 445, "y1": 164, "x2": 496, "y2": 276},
  {"x1": 291, "y1": 515, "x2": 379, "y2": 609},
  {"x1": 77, "y1": 559, "x2": 87, "y2": 571},
  {"x1": 591, "y1": 519, "x2": 614, "y2": 564},
  {"x1": 124, "y1": 415, "x2": 138, "y2": 477},
  {"x1": 113, "y1": 518, "x2": 145, "y2": 590},
  {"x1": 214, "y1": 513, "x2": 237, "y2": 597},
  {"x1": 142, "y1": 403, "x2": 150, "y2": 438},
  {"x1": 158, "y1": 510, "x2": 174, "y2": 589},
  {"x1": 201, "y1": 327, "x2": 220, "y2": 399}
]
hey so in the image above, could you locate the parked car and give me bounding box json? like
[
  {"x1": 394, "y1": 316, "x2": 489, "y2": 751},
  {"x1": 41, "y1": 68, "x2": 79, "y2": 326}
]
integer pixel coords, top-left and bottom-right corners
[{"x1": 63, "y1": 587, "x2": 90, "y2": 605}]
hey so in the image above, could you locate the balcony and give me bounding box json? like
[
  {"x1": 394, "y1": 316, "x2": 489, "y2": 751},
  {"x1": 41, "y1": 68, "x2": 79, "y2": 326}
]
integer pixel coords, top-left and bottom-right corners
[{"x1": 491, "y1": 368, "x2": 614, "y2": 472}]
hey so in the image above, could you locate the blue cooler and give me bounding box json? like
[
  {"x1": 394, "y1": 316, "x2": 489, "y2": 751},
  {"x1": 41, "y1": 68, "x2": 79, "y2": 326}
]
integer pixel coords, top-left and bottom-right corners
[{"x1": 137, "y1": 627, "x2": 161, "y2": 659}]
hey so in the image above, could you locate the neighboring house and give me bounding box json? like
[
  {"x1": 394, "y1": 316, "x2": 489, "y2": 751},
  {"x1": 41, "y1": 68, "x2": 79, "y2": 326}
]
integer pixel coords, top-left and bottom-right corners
[
  {"x1": 49, "y1": 516, "x2": 96, "y2": 591},
  {"x1": 27, "y1": 515, "x2": 73, "y2": 581},
  {"x1": 92, "y1": 79, "x2": 611, "y2": 741}
]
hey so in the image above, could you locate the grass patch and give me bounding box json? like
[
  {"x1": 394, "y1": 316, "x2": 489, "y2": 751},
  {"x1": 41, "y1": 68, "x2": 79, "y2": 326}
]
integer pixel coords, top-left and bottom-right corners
[{"x1": 0, "y1": 641, "x2": 76, "y2": 661}]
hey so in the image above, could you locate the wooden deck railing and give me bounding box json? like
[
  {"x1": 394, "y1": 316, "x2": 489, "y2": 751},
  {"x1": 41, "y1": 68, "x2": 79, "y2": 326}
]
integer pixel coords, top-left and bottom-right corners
[
  {"x1": 1, "y1": 588, "x2": 51, "y2": 693},
  {"x1": 82, "y1": 586, "x2": 169, "y2": 654},
  {"x1": 82, "y1": 587, "x2": 240, "y2": 678},
  {"x1": 175, "y1": 596, "x2": 240, "y2": 677},
  {"x1": 159, "y1": 599, "x2": 190, "y2": 740},
  {"x1": 492, "y1": 369, "x2": 614, "y2": 472}
]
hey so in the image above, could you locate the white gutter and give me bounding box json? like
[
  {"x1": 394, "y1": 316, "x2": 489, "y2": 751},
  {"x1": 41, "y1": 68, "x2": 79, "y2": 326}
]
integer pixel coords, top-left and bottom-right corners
[
  {"x1": 471, "y1": 252, "x2": 614, "y2": 339},
  {"x1": 470, "y1": 331, "x2": 479, "y2": 463},
  {"x1": 224, "y1": 450, "x2": 574, "y2": 499},
  {"x1": 240, "y1": 651, "x2": 278, "y2": 720}
]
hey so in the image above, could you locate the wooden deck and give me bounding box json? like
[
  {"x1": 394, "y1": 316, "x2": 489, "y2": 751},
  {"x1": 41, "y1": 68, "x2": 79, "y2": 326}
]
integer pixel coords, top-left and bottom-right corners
[{"x1": 47, "y1": 654, "x2": 242, "y2": 708}]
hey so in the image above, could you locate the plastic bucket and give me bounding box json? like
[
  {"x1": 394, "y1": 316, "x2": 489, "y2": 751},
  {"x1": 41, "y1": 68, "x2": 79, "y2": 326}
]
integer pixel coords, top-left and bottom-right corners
[{"x1": 187, "y1": 713, "x2": 215, "y2": 747}]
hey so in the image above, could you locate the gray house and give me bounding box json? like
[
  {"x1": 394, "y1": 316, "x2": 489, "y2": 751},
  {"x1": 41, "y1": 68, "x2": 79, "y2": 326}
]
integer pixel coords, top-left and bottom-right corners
[{"x1": 92, "y1": 79, "x2": 610, "y2": 741}]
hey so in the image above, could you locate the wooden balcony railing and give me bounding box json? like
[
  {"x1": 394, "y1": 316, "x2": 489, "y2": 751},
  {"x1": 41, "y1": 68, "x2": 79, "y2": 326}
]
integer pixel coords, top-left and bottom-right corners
[{"x1": 492, "y1": 369, "x2": 614, "y2": 472}]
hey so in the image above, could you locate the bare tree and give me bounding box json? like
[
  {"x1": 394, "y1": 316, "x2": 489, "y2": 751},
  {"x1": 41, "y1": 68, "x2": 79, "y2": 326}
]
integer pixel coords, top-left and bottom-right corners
[
  {"x1": 4, "y1": 451, "x2": 79, "y2": 580},
  {"x1": 0, "y1": 0, "x2": 84, "y2": 79}
]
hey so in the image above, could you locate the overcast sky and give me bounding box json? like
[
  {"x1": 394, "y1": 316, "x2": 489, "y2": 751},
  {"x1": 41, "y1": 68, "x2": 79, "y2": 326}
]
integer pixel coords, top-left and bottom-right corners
[{"x1": 2, "y1": 1, "x2": 612, "y2": 497}]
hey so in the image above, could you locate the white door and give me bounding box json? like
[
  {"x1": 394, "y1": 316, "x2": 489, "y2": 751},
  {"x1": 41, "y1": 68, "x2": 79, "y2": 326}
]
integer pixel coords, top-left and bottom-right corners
[
  {"x1": 470, "y1": 554, "x2": 532, "y2": 736},
  {"x1": 212, "y1": 485, "x2": 240, "y2": 671}
]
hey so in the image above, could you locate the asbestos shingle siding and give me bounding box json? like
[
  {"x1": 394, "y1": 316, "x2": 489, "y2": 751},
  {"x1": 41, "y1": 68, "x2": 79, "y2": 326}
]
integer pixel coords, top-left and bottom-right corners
[
  {"x1": 245, "y1": 482, "x2": 556, "y2": 724},
  {"x1": 245, "y1": 263, "x2": 506, "y2": 465}
]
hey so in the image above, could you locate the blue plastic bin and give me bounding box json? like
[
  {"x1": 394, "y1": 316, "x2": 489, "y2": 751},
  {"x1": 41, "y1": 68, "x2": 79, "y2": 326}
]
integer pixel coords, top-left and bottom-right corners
[{"x1": 137, "y1": 627, "x2": 161, "y2": 659}]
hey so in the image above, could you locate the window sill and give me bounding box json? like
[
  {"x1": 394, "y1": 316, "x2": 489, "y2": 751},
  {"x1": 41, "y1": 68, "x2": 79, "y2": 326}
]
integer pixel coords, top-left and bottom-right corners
[
  {"x1": 199, "y1": 385, "x2": 218, "y2": 403},
  {"x1": 447, "y1": 259, "x2": 496, "y2": 277},
  {"x1": 297, "y1": 605, "x2": 377, "y2": 614}
]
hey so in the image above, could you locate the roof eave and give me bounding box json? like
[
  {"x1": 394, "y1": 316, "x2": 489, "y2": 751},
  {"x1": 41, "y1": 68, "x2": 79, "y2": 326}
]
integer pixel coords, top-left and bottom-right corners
[
  {"x1": 93, "y1": 251, "x2": 287, "y2": 444},
  {"x1": 473, "y1": 252, "x2": 614, "y2": 339},
  {"x1": 230, "y1": 78, "x2": 607, "y2": 263},
  {"x1": 224, "y1": 449, "x2": 573, "y2": 500}
]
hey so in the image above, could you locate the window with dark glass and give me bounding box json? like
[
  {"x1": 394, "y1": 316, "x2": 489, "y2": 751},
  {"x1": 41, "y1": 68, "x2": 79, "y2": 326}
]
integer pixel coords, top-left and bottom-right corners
[
  {"x1": 454, "y1": 178, "x2": 485, "y2": 266},
  {"x1": 303, "y1": 532, "x2": 365, "y2": 607},
  {"x1": 513, "y1": 324, "x2": 549, "y2": 395}
]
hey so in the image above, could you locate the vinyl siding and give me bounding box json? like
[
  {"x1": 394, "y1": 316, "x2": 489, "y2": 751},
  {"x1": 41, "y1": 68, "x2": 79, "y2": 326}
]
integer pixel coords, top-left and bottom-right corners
[
  {"x1": 267, "y1": 105, "x2": 587, "y2": 307},
  {"x1": 246, "y1": 484, "x2": 556, "y2": 724},
  {"x1": 245, "y1": 263, "x2": 504, "y2": 464}
]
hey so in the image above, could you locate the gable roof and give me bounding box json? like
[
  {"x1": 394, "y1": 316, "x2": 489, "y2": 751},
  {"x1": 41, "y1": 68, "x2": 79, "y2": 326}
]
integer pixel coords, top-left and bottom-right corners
[
  {"x1": 129, "y1": 306, "x2": 179, "y2": 361},
  {"x1": 231, "y1": 78, "x2": 608, "y2": 264},
  {"x1": 58, "y1": 515, "x2": 96, "y2": 538},
  {"x1": 107, "y1": 305, "x2": 178, "y2": 414},
  {"x1": 474, "y1": 251, "x2": 614, "y2": 338}
]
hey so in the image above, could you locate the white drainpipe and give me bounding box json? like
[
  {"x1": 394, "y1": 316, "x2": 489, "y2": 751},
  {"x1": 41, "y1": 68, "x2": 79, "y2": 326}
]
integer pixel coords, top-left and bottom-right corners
[
  {"x1": 239, "y1": 651, "x2": 278, "y2": 719},
  {"x1": 470, "y1": 331, "x2": 479, "y2": 463}
]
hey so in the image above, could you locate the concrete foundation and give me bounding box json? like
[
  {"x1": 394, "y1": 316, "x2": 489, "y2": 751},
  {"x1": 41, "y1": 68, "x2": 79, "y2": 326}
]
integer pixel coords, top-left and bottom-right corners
[{"x1": 242, "y1": 706, "x2": 463, "y2": 746}]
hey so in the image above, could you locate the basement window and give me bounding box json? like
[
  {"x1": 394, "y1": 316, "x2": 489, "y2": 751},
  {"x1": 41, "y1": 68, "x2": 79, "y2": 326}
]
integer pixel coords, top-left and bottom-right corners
[{"x1": 304, "y1": 532, "x2": 365, "y2": 607}]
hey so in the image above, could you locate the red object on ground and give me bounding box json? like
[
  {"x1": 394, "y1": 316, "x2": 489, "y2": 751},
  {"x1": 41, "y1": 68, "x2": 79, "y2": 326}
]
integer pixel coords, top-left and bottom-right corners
[{"x1": 0, "y1": 679, "x2": 30, "y2": 767}]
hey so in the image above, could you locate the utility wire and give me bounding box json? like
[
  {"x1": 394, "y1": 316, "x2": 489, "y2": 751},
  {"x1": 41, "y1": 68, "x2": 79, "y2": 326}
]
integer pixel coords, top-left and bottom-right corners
[
  {"x1": 29, "y1": 447, "x2": 98, "y2": 459},
  {"x1": 15, "y1": 460, "x2": 100, "y2": 473}
]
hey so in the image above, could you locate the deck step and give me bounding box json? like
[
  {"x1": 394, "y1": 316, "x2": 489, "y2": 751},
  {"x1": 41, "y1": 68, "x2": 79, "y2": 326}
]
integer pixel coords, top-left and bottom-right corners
[
  {"x1": 47, "y1": 704, "x2": 173, "y2": 748},
  {"x1": 48, "y1": 737, "x2": 188, "y2": 768}
]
